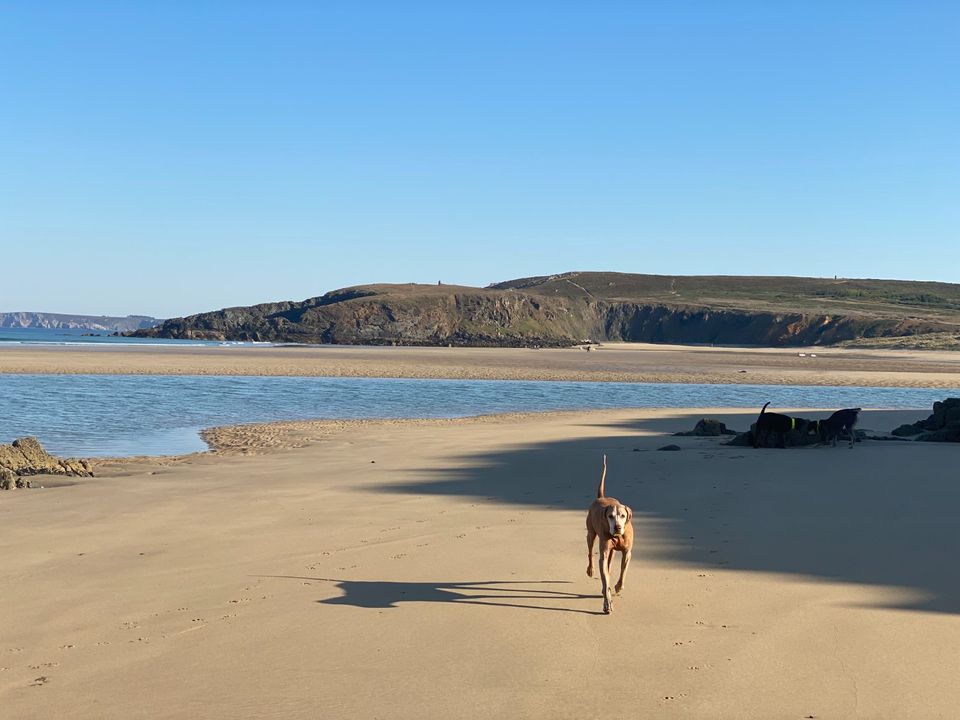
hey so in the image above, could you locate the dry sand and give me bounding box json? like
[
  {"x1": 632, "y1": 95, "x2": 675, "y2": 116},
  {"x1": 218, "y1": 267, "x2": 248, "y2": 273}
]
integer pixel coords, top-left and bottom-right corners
[
  {"x1": 3, "y1": 407, "x2": 960, "y2": 719},
  {"x1": 1, "y1": 341, "x2": 959, "y2": 387}
]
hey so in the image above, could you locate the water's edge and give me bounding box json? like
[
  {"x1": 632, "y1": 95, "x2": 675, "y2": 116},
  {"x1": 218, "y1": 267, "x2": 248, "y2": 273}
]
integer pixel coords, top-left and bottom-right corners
[{"x1": 2, "y1": 374, "x2": 954, "y2": 458}]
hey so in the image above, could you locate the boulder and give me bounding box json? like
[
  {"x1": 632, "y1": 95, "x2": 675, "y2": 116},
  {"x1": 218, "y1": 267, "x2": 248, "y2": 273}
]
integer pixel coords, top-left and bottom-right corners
[
  {"x1": 0, "y1": 467, "x2": 16, "y2": 491},
  {"x1": 0, "y1": 437, "x2": 93, "y2": 489},
  {"x1": 674, "y1": 418, "x2": 739, "y2": 437},
  {"x1": 657, "y1": 444, "x2": 682, "y2": 452}
]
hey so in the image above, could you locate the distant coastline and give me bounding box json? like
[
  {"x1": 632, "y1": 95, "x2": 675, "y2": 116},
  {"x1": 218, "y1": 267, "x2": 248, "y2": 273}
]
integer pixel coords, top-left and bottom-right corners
[{"x1": 0, "y1": 311, "x2": 160, "y2": 332}]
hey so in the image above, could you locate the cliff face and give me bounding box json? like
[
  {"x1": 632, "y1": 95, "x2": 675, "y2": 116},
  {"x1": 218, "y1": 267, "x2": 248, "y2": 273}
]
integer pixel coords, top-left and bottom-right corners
[
  {"x1": 599, "y1": 303, "x2": 951, "y2": 346},
  {"x1": 130, "y1": 275, "x2": 960, "y2": 348},
  {"x1": 133, "y1": 287, "x2": 590, "y2": 346},
  {"x1": 0, "y1": 312, "x2": 159, "y2": 331}
]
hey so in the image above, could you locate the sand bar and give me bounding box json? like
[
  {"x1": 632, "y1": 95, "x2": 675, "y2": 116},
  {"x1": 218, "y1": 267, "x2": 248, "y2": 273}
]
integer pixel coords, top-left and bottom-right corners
[
  {"x1": 1, "y1": 342, "x2": 960, "y2": 387},
  {"x1": 3, "y1": 407, "x2": 960, "y2": 719}
]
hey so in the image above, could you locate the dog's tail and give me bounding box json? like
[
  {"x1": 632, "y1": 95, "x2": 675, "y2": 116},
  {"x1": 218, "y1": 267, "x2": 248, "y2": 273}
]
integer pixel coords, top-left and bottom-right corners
[
  {"x1": 760, "y1": 401, "x2": 771, "y2": 415},
  {"x1": 597, "y1": 454, "x2": 607, "y2": 498}
]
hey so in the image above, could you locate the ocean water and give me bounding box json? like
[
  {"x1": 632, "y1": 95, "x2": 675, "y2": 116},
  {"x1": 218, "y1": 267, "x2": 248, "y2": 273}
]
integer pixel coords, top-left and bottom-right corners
[{"x1": 0, "y1": 374, "x2": 955, "y2": 458}]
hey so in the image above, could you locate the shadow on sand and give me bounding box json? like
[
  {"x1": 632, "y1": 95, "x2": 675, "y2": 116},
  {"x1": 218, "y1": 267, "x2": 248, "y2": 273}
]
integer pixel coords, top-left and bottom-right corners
[
  {"x1": 258, "y1": 576, "x2": 604, "y2": 615},
  {"x1": 367, "y1": 409, "x2": 960, "y2": 615}
]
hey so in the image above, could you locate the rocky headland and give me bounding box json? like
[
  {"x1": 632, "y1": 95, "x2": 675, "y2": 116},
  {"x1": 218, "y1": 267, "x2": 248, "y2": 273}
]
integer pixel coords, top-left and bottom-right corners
[{"x1": 129, "y1": 272, "x2": 960, "y2": 348}]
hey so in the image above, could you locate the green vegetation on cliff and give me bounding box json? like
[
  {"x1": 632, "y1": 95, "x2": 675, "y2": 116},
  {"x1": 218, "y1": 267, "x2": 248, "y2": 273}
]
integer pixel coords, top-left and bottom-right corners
[{"x1": 130, "y1": 272, "x2": 960, "y2": 348}]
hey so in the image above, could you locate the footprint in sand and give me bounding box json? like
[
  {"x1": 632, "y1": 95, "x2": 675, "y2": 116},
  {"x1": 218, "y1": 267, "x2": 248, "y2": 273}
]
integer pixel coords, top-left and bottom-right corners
[
  {"x1": 58, "y1": 644, "x2": 75, "y2": 650},
  {"x1": 31, "y1": 676, "x2": 49, "y2": 687},
  {"x1": 29, "y1": 662, "x2": 60, "y2": 670},
  {"x1": 391, "y1": 553, "x2": 407, "y2": 560}
]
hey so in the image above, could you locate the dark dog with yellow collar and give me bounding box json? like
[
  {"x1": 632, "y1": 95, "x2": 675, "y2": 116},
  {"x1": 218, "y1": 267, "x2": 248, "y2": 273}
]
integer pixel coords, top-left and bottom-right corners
[{"x1": 752, "y1": 402, "x2": 814, "y2": 448}]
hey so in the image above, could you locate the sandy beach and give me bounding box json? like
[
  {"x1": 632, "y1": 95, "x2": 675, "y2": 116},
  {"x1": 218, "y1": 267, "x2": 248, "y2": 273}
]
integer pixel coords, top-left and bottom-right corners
[
  {"x1": 1, "y1": 341, "x2": 960, "y2": 387},
  {"x1": 3, "y1": 406, "x2": 960, "y2": 719}
]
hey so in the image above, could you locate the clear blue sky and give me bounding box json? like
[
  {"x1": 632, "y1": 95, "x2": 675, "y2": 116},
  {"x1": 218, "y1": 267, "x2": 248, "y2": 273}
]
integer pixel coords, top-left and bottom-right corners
[{"x1": 2, "y1": 1, "x2": 957, "y2": 318}]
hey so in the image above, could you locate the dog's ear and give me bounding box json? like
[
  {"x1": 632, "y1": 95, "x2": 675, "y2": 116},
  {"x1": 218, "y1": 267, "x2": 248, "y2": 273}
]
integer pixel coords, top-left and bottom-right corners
[{"x1": 625, "y1": 505, "x2": 633, "y2": 522}]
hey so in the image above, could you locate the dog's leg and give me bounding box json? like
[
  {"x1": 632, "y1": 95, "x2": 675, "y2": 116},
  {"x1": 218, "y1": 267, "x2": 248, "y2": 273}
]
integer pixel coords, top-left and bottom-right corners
[
  {"x1": 598, "y1": 540, "x2": 613, "y2": 614},
  {"x1": 614, "y1": 548, "x2": 632, "y2": 595},
  {"x1": 586, "y1": 527, "x2": 597, "y2": 578}
]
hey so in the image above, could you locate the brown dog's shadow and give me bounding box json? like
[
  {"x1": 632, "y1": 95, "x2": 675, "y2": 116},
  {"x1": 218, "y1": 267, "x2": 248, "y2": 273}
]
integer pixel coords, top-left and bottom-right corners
[{"x1": 259, "y1": 576, "x2": 604, "y2": 615}]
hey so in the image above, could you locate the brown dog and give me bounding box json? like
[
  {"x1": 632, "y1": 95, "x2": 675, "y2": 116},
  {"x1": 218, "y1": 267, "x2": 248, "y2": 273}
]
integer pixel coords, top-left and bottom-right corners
[{"x1": 586, "y1": 455, "x2": 634, "y2": 614}]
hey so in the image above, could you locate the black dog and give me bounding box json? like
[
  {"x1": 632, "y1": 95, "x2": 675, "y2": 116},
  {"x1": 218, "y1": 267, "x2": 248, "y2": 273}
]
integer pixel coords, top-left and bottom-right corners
[
  {"x1": 752, "y1": 402, "x2": 812, "y2": 448},
  {"x1": 816, "y1": 408, "x2": 861, "y2": 448}
]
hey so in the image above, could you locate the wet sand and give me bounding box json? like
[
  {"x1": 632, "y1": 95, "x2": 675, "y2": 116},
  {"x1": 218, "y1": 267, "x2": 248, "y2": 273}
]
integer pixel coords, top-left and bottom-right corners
[
  {"x1": 3, "y1": 407, "x2": 960, "y2": 719},
  {"x1": 1, "y1": 341, "x2": 959, "y2": 387}
]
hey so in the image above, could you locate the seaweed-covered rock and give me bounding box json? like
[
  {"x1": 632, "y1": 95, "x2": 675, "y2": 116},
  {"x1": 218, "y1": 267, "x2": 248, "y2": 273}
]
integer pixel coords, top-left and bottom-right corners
[{"x1": 674, "y1": 418, "x2": 739, "y2": 437}]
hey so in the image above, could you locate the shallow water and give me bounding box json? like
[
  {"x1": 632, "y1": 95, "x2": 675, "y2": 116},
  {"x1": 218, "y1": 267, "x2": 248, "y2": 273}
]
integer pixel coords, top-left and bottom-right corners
[{"x1": 0, "y1": 374, "x2": 954, "y2": 457}]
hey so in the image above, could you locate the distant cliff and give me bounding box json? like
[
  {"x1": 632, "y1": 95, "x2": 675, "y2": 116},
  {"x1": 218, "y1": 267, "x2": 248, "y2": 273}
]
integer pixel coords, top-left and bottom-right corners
[
  {"x1": 0, "y1": 312, "x2": 160, "y2": 332},
  {"x1": 129, "y1": 273, "x2": 960, "y2": 348}
]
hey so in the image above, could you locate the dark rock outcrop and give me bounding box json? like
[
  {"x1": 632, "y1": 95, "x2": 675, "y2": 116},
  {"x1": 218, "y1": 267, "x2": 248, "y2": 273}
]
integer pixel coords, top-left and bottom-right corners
[
  {"x1": 727, "y1": 421, "x2": 823, "y2": 448},
  {"x1": 891, "y1": 398, "x2": 960, "y2": 443},
  {"x1": 892, "y1": 424, "x2": 924, "y2": 437},
  {"x1": 674, "y1": 418, "x2": 739, "y2": 437},
  {"x1": 0, "y1": 437, "x2": 93, "y2": 489}
]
